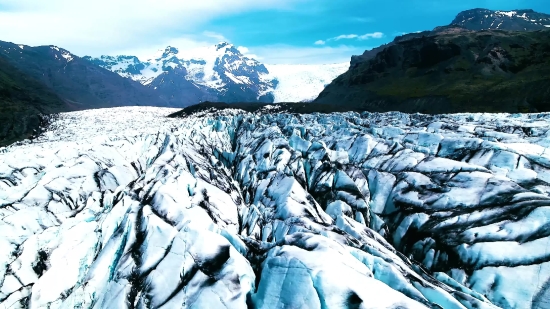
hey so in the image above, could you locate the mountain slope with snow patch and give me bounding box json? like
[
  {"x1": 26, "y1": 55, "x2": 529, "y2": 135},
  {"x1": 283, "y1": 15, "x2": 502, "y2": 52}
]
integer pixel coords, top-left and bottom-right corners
[{"x1": 452, "y1": 8, "x2": 550, "y2": 31}]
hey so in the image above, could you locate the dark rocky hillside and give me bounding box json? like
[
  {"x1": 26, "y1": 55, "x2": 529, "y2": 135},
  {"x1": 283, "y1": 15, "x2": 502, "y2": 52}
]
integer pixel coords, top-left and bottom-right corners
[
  {"x1": 452, "y1": 8, "x2": 550, "y2": 31},
  {"x1": 147, "y1": 67, "x2": 217, "y2": 107},
  {"x1": 351, "y1": 8, "x2": 550, "y2": 68},
  {"x1": 0, "y1": 40, "x2": 172, "y2": 146},
  {"x1": 316, "y1": 29, "x2": 550, "y2": 113},
  {"x1": 0, "y1": 55, "x2": 66, "y2": 146},
  {"x1": 0, "y1": 41, "x2": 167, "y2": 110}
]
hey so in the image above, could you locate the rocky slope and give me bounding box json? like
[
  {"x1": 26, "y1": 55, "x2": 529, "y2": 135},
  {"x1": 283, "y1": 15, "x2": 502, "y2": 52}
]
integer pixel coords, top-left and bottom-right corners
[
  {"x1": 0, "y1": 56, "x2": 66, "y2": 147},
  {"x1": 316, "y1": 28, "x2": 550, "y2": 113},
  {"x1": 1, "y1": 106, "x2": 550, "y2": 308},
  {"x1": 452, "y1": 9, "x2": 550, "y2": 31},
  {"x1": 0, "y1": 41, "x2": 167, "y2": 110},
  {"x1": 351, "y1": 8, "x2": 550, "y2": 68}
]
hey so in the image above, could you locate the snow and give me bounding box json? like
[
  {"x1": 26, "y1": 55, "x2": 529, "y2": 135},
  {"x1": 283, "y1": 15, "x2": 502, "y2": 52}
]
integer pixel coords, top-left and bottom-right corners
[
  {"x1": 60, "y1": 52, "x2": 73, "y2": 62},
  {"x1": 495, "y1": 10, "x2": 517, "y2": 18},
  {"x1": 265, "y1": 63, "x2": 348, "y2": 102},
  {"x1": 2, "y1": 107, "x2": 550, "y2": 308}
]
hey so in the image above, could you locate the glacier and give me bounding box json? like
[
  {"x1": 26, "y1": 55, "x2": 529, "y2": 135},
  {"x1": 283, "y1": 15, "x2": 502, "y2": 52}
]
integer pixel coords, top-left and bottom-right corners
[
  {"x1": 265, "y1": 63, "x2": 349, "y2": 103},
  {"x1": 1, "y1": 107, "x2": 550, "y2": 309}
]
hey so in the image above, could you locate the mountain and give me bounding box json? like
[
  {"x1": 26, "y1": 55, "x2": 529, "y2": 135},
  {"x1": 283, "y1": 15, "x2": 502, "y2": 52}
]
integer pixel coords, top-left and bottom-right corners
[
  {"x1": 0, "y1": 41, "x2": 167, "y2": 110},
  {"x1": 351, "y1": 9, "x2": 550, "y2": 68},
  {"x1": 452, "y1": 8, "x2": 550, "y2": 31},
  {"x1": 86, "y1": 42, "x2": 276, "y2": 106},
  {"x1": 317, "y1": 11, "x2": 550, "y2": 113},
  {"x1": 2, "y1": 105, "x2": 550, "y2": 308},
  {"x1": 86, "y1": 43, "x2": 348, "y2": 105},
  {"x1": 0, "y1": 55, "x2": 66, "y2": 146}
]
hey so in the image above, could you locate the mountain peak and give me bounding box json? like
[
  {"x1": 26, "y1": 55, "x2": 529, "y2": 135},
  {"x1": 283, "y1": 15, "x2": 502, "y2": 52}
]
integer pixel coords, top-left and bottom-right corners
[
  {"x1": 451, "y1": 8, "x2": 550, "y2": 31},
  {"x1": 215, "y1": 41, "x2": 233, "y2": 51},
  {"x1": 161, "y1": 46, "x2": 179, "y2": 58}
]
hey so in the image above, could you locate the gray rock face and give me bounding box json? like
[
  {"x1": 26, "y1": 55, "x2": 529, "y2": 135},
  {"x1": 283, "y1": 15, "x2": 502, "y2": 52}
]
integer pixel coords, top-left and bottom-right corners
[
  {"x1": 147, "y1": 67, "x2": 217, "y2": 107},
  {"x1": 1, "y1": 107, "x2": 550, "y2": 308}
]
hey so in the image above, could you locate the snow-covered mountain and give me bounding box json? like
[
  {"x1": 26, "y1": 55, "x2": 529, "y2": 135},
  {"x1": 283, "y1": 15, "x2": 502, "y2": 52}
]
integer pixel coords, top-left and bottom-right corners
[
  {"x1": 2, "y1": 106, "x2": 550, "y2": 308},
  {"x1": 85, "y1": 43, "x2": 347, "y2": 105},
  {"x1": 451, "y1": 8, "x2": 550, "y2": 31},
  {"x1": 85, "y1": 42, "x2": 275, "y2": 106}
]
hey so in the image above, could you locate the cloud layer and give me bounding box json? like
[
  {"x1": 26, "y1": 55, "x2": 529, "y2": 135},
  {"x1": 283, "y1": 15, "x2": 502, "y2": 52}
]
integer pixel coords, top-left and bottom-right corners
[
  {"x1": 0, "y1": 0, "x2": 382, "y2": 64},
  {"x1": 248, "y1": 44, "x2": 368, "y2": 65},
  {"x1": 0, "y1": 0, "x2": 301, "y2": 57},
  {"x1": 313, "y1": 32, "x2": 384, "y2": 45}
]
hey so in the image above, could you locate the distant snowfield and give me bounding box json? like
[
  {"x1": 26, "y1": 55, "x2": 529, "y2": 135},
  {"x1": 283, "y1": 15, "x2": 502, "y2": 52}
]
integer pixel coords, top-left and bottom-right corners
[{"x1": 266, "y1": 63, "x2": 348, "y2": 102}]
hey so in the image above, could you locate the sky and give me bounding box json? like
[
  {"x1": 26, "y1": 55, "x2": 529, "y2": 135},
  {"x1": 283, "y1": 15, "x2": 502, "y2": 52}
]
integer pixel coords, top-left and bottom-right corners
[{"x1": 0, "y1": 0, "x2": 549, "y2": 64}]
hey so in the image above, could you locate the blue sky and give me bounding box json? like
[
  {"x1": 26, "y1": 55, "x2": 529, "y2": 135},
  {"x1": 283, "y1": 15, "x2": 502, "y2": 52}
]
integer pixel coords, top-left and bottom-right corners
[{"x1": 0, "y1": 0, "x2": 548, "y2": 64}]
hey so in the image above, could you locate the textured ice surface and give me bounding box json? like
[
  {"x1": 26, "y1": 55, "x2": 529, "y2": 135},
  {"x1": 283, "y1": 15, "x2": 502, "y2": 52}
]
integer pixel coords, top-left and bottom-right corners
[{"x1": 1, "y1": 107, "x2": 550, "y2": 308}]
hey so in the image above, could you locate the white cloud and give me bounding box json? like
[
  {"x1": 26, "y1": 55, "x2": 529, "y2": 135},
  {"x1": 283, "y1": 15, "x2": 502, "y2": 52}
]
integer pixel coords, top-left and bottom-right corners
[
  {"x1": 236, "y1": 46, "x2": 261, "y2": 60},
  {"x1": 333, "y1": 34, "x2": 359, "y2": 40},
  {"x1": 0, "y1": 0, "x2": 375, "y2": 65},
  {"x1": 358, "y1": 32, "x2": 384, "y2": 40},
  {"x1": 0, "y1": 0, "x2": 302, "y2": 56},
  {"x1": 313, "y1": 32, "x2": 384, "y2": 46},
  {"x1": 237, "y1": 46, "x2": 250, "y2": 54},
  {"x1": 202, "y1": 31, "x2": 229, "y2": 43},
  {"x1": 326, "y1": 32, "x2": 384, "y2": 42},
  {"x1": 113, "y1": 36, "x2": 222, "y2": 60},
  {"x1": 246, "y1": 44, "x2": 370, "y2": 65},
  {"x1": 116, "y1": 42, "x2": 359, "y2": 65},
  {"x1": 349, "y1": 17, "x2": 374, "y2": 23}
]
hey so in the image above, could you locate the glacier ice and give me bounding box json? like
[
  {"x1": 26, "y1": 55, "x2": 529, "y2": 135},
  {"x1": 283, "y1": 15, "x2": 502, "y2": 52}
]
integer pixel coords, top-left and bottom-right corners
[{"x1": 1, "y1": 107, "x2": 550, "y2": 308}]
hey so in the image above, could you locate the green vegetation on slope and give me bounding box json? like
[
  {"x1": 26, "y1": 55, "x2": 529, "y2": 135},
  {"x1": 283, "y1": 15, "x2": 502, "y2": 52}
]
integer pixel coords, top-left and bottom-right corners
[
  {"x1": 0, "y1": 55, "x2": 66, "y2": 146},
  {"x1": 316, "y1": 29, "x2": 550, "y2": 113}
]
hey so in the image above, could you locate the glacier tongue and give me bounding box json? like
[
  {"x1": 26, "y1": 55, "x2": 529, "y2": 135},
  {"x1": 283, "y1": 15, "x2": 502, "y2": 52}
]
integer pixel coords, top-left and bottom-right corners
[{"x1": 1, "y1": 107, "x2": 550, "y2": 308}]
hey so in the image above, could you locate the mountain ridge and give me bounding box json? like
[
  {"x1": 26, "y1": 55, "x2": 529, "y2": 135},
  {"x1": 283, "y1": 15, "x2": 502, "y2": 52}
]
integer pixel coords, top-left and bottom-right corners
[
  {"x1": 350, "y1": 8, "x2": 550, "y2": 68},
  {"x1": 318, "y1": 8, "x2": 550, "y2": 113},
  {"x1": 0, "y1": 41, "x2": 168, "y2": 110},
  {"x1": 85, "y1": 42, "x2": 276, "y2": 106},
  {"x1": 86, "y1": 42, "x2": 348, "y2": 106},
  {"x1": 452, "y1": 8, "x2": 550, "y2": 31},
  {"x1": 0, "y1": 40, "x2": 172, "y2": 145}
]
